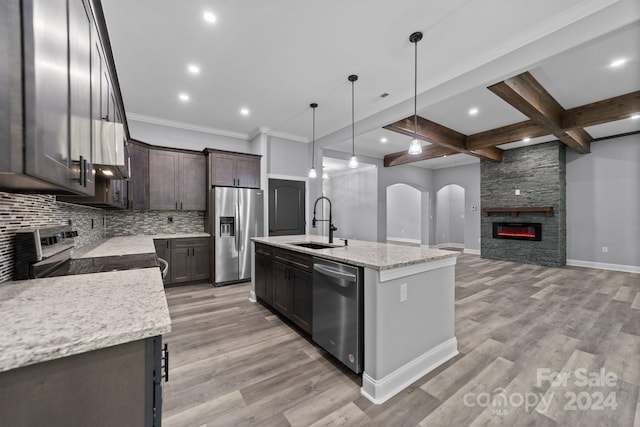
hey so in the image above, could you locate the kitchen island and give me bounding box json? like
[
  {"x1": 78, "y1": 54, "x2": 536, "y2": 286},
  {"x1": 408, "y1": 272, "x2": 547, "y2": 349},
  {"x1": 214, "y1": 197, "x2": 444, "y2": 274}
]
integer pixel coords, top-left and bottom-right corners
[{"x1": 251, "y1": 235, "x2": 459, "y2": 404}]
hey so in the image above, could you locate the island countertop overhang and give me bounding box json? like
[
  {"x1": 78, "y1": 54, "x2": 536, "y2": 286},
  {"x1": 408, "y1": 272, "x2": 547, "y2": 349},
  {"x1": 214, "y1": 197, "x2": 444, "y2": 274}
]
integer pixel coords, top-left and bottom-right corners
[{"x1": 251, "y1": 235, "x2": 458, "y2": 271}]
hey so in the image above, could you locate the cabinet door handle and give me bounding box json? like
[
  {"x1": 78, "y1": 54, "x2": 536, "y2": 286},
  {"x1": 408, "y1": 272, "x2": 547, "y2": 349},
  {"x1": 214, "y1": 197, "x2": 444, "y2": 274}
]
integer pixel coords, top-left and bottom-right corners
[
  {"x1": 162, "y1": 343, "x2": 169, "y2": 382},
  {"x1": 166, "y1": 241, "x2": 169, "y2": 249},
  {"x1": 181, "y1": 202, "x2": 183, "y2": 210},
  {"x1": 175, "y1": 202, "x2": 178, "y2": 210},
  {"x1": 78, "y1": 155, "x2": 84, "y2": 185}
]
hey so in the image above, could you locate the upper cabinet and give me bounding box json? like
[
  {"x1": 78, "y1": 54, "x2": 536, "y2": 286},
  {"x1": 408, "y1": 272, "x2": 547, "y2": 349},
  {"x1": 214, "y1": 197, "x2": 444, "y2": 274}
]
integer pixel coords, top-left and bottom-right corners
[
  {"x1": 0, "y1": 0, "x2": 127, "y2": 195},
  {"x1": 149, "y1": 149, "x2": 206, "y2": 211},
  {"x1": 208, "y1": 150, "x2": 260, "y2": 189},
  {"x1": 127, "y1": 141, "x2": 149, "y2": 210}
]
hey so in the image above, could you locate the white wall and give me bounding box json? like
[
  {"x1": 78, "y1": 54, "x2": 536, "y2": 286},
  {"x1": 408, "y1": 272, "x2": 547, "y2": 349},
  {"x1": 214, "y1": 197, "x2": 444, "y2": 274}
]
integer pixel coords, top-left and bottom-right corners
[
  {"x1": 268, "y1": 136, "x2": 310, "y2": 177},
  {"x1": 566, "y1": 134, "x2": 640, "y2": 269},
  {"x1": 387, "y1": 184, "x2": 421, "y2": 244}
]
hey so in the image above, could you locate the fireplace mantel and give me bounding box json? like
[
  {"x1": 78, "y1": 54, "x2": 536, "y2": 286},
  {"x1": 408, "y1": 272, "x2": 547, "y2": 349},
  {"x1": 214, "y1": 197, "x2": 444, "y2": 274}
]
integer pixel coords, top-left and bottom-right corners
[{"x1": 481, "y1": 206, "x2": 554, "y2": 217}]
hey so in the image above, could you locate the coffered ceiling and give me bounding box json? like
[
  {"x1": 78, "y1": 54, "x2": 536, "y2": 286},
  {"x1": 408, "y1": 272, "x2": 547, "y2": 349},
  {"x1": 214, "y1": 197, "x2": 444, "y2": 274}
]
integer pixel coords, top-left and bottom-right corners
[{"x1": 101, "y1": 0, "x2": 640, "y2": 169}]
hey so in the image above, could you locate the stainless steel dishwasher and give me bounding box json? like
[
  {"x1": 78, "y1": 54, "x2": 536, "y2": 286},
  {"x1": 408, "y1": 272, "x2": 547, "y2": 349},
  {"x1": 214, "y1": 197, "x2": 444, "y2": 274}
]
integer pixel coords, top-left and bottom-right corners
[{"x1": 312, "y1": 258, "x2": 363, "y2": 373}]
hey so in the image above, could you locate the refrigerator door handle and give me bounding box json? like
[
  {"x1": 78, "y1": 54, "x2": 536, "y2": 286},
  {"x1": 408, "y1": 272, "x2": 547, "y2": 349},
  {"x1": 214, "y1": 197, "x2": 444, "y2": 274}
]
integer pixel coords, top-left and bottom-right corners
[{"x1": 235, "y1": 204, "x2": 240, "y2": 253}]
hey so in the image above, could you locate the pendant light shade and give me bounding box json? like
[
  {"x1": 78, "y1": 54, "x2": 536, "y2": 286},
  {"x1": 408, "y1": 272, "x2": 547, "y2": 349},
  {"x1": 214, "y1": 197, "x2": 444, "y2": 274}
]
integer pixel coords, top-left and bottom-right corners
[
  {"x1": 308, "y1": 103, "x2": 318, "y2": 178},
  {"x1": 408, "y1": 31, "x2": 423, "y2": 155},
  {"x1": 348, "y1": 74, "x2": 359, "y2": 168}
]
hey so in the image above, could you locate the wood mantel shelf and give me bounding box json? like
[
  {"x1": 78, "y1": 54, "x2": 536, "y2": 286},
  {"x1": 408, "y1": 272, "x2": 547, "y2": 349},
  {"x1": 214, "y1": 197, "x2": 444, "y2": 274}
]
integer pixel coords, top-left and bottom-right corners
[{"x1": 481, "y1": 206, "x2": 554, "y2": 217}]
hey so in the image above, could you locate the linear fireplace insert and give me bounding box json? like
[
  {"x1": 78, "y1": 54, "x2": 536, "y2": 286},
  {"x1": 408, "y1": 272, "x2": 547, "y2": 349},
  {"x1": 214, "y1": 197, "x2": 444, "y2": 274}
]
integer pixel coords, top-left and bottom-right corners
[{"x1": 492, "y1": 222, "x2": 542, "y2": 241}]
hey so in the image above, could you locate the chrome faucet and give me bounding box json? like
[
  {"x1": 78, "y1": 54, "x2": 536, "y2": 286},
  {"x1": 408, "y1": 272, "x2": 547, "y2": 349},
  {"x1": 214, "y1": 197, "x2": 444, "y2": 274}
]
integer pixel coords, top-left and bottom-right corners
[{"x1": 312, "y1": 196, "x2": 337, "y2": 243}]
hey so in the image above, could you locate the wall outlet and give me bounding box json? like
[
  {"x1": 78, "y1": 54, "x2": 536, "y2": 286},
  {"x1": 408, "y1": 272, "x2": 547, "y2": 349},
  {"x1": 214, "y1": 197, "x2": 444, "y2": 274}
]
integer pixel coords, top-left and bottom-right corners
[
  {"x1": 602, "y1": 246, "x2": 608, "y2": 253},
  {"x1": 515, "y1": 189, "x2": 521, "y2": 195},
  {"x1": 400, "y1": 283, "x2": 408, "y2": 302}
]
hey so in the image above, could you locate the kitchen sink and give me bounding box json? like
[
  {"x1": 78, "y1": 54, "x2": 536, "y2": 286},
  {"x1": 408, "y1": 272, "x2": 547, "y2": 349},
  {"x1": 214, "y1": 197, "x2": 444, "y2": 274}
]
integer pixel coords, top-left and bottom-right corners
[{"x1": 290, "y1": 242, "x2": 336, "y2": 250}]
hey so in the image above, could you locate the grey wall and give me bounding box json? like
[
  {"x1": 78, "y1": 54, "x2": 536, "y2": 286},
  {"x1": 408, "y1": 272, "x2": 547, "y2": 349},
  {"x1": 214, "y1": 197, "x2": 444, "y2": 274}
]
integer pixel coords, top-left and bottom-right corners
[
  {"x1": 324, "y1": 166, "x2": 378, "y2": 242},
  {"x1": 268, "y1": 136, "x2": 310, "y2": 178},
  {"x1": 129, "y1": 119, "x2": 256, "y2": 154},
  {"x1": 0, "y1": 193, "x2": 105, "y2": 283},
  {"x1": 566, "y1": 134, "x2": 640, "y2": 268},
  {"x1": 433, "y1": 162, "x2": 481, "y2": 251},
  {"x1": 435, "y1": 185, "x2": 465, "y2": 246},
  {"x1": 481, "y1": 142, "x2": 566, "y2": 267},
  {"x1": 386, "y1": 184, "x2": 421, "y2": 243}
]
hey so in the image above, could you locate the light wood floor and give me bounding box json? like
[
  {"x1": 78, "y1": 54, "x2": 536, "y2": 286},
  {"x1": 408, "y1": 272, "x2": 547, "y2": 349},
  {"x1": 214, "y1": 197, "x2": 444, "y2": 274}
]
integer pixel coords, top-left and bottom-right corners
[{"x1": 162, "y1": 255, "x2": 640, "y2": 426}]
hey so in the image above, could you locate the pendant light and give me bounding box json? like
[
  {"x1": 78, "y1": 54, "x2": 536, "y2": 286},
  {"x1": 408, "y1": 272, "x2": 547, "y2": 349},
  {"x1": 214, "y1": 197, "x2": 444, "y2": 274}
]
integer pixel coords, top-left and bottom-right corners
[
  {"x1": 308, "y1": 103, "x2": 318, "y2": 178},
  {"x1": 408, "y1": 31, "x2": 423, "y2": 155},
  {"x1": 348, "y1": 74, "x2": 359, "y2": 168}
]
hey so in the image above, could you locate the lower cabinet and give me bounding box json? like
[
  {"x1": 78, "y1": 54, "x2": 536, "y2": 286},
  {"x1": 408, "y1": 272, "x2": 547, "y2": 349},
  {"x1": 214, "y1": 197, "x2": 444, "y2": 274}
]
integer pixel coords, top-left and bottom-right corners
[
  {"x1": 0, "y1": 336, "x2": 166, "y2": 427},
  {"x1": 255, "y1": 245, "x2": 273, "y2": 306},
  {"x1": 256, "y1": 244, "x2": 312, "y2": 334},
  {"x1": 154, "y1": 237, "x2": 210, "y2": 286},
  {"x1": 153, "y1": 239, "x2": 171, "y2": 285}
]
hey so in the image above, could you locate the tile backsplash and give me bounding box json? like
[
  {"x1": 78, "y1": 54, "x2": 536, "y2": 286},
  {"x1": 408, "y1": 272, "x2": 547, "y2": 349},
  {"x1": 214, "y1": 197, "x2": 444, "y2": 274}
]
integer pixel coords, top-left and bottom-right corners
[
  {"x1": 106, "y1": 210, "x2": 205, "y2": 236},
  {"x1": 0, "y1": 192, "x2": 106, "y2": 283}
]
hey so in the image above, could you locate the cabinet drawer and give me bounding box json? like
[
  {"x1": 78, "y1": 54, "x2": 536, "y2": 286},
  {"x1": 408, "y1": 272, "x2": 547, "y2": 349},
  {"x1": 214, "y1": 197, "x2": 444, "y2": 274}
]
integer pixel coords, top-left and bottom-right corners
[
  {"x1": 273, "y1": 248, "x2": 312, "y2": 272},
  {"x1": 255, "y1": 243, "x2": 273, "y2": 257},
  {"x1": 170, "y1": 237, "x2": 208, "y2": 249}
]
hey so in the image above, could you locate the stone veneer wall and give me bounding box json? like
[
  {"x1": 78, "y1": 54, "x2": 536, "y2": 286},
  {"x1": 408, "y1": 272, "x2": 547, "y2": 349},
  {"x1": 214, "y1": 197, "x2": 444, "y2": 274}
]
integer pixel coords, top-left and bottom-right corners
[
  {"x1": 0, "y1": 192, "x2": 106, "y2": 283},
  {"x1": 480, "y1": 142, "x2": 566, "y2": 267},
  {"x1": 106, "y1": 210, "x2": 205, "y2": 236}
]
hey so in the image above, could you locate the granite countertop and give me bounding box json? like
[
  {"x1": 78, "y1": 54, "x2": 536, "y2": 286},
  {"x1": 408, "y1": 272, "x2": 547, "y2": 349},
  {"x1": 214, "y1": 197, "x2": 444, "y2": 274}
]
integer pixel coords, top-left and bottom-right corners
[
  {"x1": 252, "y1": 235, "x2": 458, "y2": 270},
  {"x1": 73, "y1": 233, "x2": 210, "y2": 258},
  {"x1": 0, "y1": 268, "x2": 171, "y2": 373}
]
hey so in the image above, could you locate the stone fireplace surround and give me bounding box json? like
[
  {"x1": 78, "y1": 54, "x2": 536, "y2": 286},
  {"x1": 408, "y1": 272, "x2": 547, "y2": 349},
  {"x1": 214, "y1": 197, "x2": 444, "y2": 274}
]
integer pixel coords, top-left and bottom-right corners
[{"x1": 480, "y1": 142, "x2": 566, "y2": 267}]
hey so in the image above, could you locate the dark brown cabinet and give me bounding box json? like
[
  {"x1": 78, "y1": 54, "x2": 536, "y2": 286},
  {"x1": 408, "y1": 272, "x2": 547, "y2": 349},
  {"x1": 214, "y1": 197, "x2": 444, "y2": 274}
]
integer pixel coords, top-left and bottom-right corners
[
  {"x1": 0, "y1": 0, "x2": 125, "y2": 195},
  {"x1": 258, "y1": 246, "x2": 313, "y2": 334},
  {"x1": 149, "y1": 149, "x2": 206, "y2": 211},
  {"x1": 0, "y1": 336, "x2": 164, "y2": 427},
  {"x1": 169, "y1": 238, "x2": 209, "y2": 285},
  {"x1": 153, "y1": 239, "x2": 171, "y2": 285},
  {"x1": 58, "y1": 176, "x2": 127, "y2": 208},
  {"x1": 128, "y1": 141, "x2": 149, "y2": 210},
  {"x1": 208, "y1": 151, "x2": 260, "y2": 189},
  {"x1": 254, "y1": 244, "x2": 274, "y2": 306}
]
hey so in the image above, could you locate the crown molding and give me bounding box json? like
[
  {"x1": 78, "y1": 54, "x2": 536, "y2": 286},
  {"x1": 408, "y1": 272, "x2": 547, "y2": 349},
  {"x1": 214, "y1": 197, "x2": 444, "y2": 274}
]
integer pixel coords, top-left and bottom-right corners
[
  {"x1": 249, "y1": 126, "x2": 309, "y2": 143},
  {"x1": 127, "y1": 113, "x2": 250, "y2": 140}
]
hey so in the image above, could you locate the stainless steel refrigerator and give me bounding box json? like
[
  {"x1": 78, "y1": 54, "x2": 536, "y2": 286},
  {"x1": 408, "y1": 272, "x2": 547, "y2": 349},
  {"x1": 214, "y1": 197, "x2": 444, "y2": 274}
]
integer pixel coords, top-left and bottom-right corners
[{"x1": 214, "y1": 187, "x2": 264, "y2": 285}]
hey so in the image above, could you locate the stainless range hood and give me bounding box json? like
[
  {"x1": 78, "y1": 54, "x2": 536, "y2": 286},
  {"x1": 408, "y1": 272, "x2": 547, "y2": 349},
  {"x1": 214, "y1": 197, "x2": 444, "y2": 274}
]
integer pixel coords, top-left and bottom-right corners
[{"x1": 93, "y1": 121, "x2": 130, "y2": 179}]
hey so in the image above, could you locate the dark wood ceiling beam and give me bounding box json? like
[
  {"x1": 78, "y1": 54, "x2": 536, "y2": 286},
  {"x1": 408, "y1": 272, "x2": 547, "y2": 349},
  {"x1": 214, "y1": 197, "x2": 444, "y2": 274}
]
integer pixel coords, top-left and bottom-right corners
[
  {"x1": 384, "y1": 115, "x2": 502, "y2": 162},
  {"x1": 561, "y1": 91, "x2": 640, "y2": 130},
  {"x1": 466, "y1": 120, "x2": 548, "y2": 149},
  {"x1": 384, "y1": 145, "x2": 459, "y2": 167},
  {"x1": 488, "y1": 71, "x2": 591, "y2": 153}
]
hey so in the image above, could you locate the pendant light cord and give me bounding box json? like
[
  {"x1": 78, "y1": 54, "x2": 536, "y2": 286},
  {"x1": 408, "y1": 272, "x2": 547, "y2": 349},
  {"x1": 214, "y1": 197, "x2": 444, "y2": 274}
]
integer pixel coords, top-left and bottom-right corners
[
  {"x1": 312, "y1": 105, "x2": 315, "y2": 166},
  {"x1": 351, "y1": 79, "x2": 355, "y2": 156},
  {"x1": 414, "y1": 37, "x2": 418, "y2": 139}
]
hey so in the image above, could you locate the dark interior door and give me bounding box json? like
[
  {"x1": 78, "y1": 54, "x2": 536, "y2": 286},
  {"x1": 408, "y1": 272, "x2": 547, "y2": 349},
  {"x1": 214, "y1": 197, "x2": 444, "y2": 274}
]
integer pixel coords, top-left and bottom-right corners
[{"x1": 269, "y1": 179, "x2": 305, "y2": 236}]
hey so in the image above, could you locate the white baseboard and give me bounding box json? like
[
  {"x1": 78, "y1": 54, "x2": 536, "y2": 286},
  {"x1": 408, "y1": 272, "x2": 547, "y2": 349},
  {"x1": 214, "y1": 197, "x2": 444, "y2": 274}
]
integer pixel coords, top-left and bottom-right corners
[
  {"x1": 566, "y1": 259, "x2": 640, "y2": 274},
  {"x1": 436, "y1": 243, "x2": 464, "y2": 249},
  {"x1": 361, "y1": 337, "x2": 458, "y2": 404},
  {"x1": 463, "y1": 248, "x2": 480, "y2": 255},
  {"x1": 387, "y1": 237, "x2": 421, "y2": 245}
]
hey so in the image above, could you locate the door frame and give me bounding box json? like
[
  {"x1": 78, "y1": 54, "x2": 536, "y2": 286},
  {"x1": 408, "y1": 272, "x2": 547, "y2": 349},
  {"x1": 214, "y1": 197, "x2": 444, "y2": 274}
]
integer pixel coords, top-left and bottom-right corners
[{"x1": 267, "y1": 174, "x2": 309, "y2": 236}]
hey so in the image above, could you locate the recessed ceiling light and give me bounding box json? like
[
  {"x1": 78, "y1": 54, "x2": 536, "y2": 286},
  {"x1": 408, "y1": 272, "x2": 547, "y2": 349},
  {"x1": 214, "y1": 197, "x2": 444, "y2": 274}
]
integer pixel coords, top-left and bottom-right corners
[
  {"x1": 380, "y1": 137, "x2": 387, "y2": 143},
  {"x1": 240, "y1": 108, "x2": 250, "y2": 116},
  {"x1": 523, "y1": 137, "x2": 531, "y2": 142},
  {"x1": 468, "y1": 108, "x2": 479, "y2": 116},
  {"x1": 179, "y1": 93, "x2": 190, "y2": 102},
  {"x1": 443, "y1": 155, "x2": 447, "y2": 158},
  {"x1": 187, "y1": 64, "x2": 200, "y2": 75},
  {"x1": 630, "y1": 113, "x2": 640, "y2": 120},
  {"x1": 203, "y1": 11, "x2": 216, "y2": 23},
  {"x1": 609, "y1": 58, "x2": 627, "y2": 68}
]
